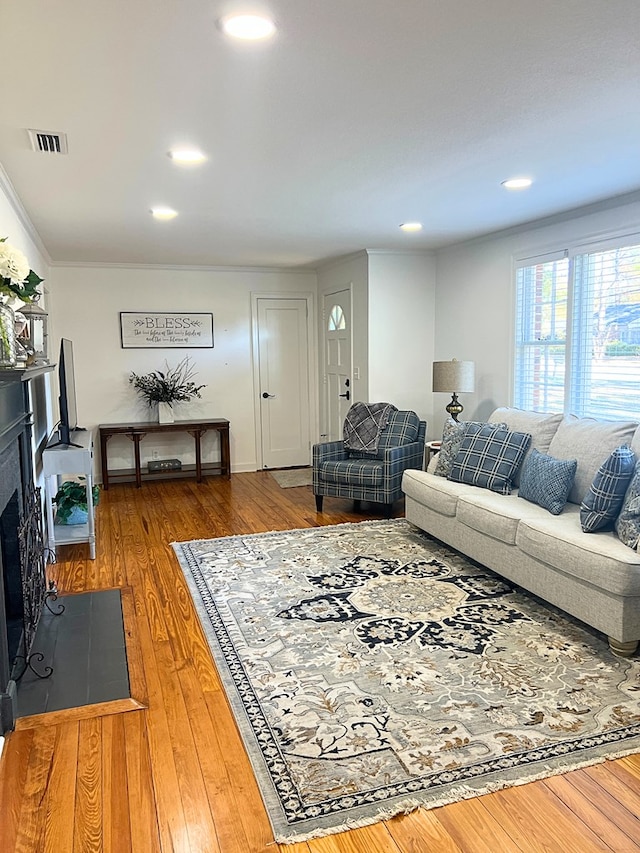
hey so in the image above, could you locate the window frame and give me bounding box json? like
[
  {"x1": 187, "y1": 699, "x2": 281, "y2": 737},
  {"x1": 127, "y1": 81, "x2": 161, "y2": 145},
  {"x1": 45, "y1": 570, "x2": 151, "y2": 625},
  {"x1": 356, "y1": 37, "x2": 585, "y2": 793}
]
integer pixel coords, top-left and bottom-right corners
[{"x1": 513, "y1": 231, "x2": 640, "y2": 419}]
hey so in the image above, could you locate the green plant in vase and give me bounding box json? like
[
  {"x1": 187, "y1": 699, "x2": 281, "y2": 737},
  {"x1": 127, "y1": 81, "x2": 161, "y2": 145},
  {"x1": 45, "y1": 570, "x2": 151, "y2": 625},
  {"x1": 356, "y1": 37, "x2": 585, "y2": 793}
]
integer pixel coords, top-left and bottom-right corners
[
  {"x1": 52, "y1": 478, "x2": 100, "y2": 525},
  {"x1": 129, "y1": 356, "x2": 206, "y2": 422}
]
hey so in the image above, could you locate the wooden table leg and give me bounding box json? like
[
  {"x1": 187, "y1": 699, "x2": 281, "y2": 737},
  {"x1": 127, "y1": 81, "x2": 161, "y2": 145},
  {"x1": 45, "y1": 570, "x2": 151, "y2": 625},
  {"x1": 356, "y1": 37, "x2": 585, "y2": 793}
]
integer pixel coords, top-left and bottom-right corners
[
  {"x1": 221, "y1": 425, "x2": 231, "y2": 478},
  {"x1": 195, "y1": 430, "x2": 203, "y2": 482},
  {"x1": 128, "y1": 433, "x2": 145, "y2": 488},
  {"x1": 100, "y1": 431, "x2": 111, "y2": 490}
]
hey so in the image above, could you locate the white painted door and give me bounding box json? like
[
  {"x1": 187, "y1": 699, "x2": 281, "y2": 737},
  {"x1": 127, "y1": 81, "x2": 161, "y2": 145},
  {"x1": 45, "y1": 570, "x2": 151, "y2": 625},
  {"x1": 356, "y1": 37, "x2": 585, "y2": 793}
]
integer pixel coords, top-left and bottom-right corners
[
  {"x1": 257, "y1": 297, "x2": 311, "y2": 468},
  {"x1": 323, "y1": 288, "x2": 352, "y2": 441}
]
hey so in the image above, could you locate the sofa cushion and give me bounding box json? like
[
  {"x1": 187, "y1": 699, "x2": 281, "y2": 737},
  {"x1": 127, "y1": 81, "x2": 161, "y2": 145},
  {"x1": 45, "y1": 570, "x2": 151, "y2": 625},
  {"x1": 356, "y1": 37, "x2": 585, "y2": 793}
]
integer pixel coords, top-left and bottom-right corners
[
  {"x1": 402, "y1": 469, "x2": 477, "y2": 517},
  {"x1": 518, "y1": 448, "x2": 577, "y2": 515},
  {"x1": 517, "y1": 506, "x2": 640, "y2": 597},
  {"x1": 580, "y1": 445, "x2": 636, "y2": 533},
  {"x1": 434, "y1": 418, "x2": 485, "y2": 478},
  {"x1": 547, "y1": 415, "x2": 638, "y2": 505},
  {"x1": 615, "y1": 460, "x2": 640, "y2": 550},
  {"x1": 448, "y1": 423, "x2": 531, "y2": 495},
  {"x1": 488, "y1": 408, "x2": 563, "y2": 486},
  {"x1": 319, "y1": 459, "x2": 383, "y2": 486},
  {"x1": 456, "y1": 491, "x2": 545, "y2": 545}
]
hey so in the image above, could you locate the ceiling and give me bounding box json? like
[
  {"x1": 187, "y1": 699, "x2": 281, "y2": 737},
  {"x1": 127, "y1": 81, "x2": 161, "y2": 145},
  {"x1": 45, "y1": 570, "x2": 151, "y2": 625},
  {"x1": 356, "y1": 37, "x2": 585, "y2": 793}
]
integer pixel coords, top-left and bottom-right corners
[{"x1": 1, "y1": 0, "x2": 640, "y2": 269}]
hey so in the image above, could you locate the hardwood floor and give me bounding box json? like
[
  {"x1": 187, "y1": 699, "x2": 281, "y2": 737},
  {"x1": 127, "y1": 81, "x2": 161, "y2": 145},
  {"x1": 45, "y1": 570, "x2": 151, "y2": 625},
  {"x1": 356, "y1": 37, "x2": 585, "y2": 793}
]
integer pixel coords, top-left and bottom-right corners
[{"x1": 1, "y1": 471, "x2": 640, "y2": 852}]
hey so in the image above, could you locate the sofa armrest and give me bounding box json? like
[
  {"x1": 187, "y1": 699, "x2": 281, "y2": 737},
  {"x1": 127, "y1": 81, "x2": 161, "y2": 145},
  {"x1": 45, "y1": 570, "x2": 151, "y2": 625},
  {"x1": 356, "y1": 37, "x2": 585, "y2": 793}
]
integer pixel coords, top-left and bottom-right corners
[{"x1": 313, "y1": 440, "x2": 348, "y2": 464}]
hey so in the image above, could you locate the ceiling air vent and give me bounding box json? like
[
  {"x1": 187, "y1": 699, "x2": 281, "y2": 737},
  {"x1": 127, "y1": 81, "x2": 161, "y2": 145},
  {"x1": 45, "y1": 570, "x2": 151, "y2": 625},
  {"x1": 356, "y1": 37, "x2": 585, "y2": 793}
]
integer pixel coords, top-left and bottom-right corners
[{"x1": 27, "y1": 129, "x2": 68, "y2": 154}]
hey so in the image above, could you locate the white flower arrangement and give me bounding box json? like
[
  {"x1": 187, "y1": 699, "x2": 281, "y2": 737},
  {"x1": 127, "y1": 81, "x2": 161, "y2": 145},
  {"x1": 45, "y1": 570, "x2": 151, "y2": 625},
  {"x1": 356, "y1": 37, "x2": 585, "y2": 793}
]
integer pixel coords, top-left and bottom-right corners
[{"x1": 0, "y1": 238, "x2": 43, "y2": 303}]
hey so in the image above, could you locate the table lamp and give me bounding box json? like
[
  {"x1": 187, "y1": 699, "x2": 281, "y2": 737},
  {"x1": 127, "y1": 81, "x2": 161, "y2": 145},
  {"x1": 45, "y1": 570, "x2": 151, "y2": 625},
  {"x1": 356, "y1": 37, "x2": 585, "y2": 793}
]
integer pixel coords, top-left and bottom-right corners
[{"x1": 432, "y1": 359, "x2": 475, "y2": 421}]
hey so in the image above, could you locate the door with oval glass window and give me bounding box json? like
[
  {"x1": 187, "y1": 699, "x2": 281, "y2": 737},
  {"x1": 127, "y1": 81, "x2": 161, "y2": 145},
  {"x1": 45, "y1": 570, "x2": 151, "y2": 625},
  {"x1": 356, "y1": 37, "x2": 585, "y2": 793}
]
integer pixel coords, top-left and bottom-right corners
[{"x1": 323, "y1": 288, "x2": 352, "y2": 441}]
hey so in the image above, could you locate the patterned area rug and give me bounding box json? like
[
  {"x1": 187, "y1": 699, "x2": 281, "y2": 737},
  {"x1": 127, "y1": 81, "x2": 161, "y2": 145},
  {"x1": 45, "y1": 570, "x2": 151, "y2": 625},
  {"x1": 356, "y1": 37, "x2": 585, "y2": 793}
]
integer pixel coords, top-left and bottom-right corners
[{"x1": 172, "y1": 519, "x2": 640, "y2": 843}]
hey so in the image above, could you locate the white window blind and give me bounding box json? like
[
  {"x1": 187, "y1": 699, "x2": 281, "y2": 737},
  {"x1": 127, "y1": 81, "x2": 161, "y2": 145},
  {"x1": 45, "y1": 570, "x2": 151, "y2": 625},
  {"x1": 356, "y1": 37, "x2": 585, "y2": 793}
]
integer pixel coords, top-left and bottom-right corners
[
  {"x1": 514, "y1": 240, "x2": 640, "y2": 419},
  {"x1": 570, "y1": 243, "x2": 640, "y2": 419},
  {"x1": 514, "y1": 254, "x2": 569, "y2": 412}
]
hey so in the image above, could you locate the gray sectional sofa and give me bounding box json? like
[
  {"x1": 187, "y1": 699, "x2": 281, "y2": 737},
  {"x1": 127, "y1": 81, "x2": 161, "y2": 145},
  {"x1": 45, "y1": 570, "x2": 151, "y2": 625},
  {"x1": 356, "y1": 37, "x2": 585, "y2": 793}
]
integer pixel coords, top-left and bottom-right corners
[{"x1": 402, "y1": 408, "x2": 640, "y2": 656}]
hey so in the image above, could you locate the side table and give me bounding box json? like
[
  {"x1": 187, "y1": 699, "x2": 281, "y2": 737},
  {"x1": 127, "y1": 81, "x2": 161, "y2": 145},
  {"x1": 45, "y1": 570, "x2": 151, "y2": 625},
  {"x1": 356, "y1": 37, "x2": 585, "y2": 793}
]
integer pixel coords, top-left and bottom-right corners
[
  {"x1": 425, "y1": 441, "x2": 442, "y2": 469},
  {"x1": 43, "y1": 429, "x2": 96, "y2": 560}
]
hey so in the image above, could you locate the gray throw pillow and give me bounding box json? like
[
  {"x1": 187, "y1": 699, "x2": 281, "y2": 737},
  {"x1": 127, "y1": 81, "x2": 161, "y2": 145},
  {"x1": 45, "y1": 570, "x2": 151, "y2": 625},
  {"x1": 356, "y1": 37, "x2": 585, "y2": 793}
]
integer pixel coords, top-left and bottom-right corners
[
  {"x1": 615, "y1": 460, "x2": 640, "y2": 550},
  {"x1": 580, "y1": 445, "x2": 636, "y2": 533},
  {"x1": 448, "y1": 423, "x2": 531, "y2": 495},
  {"x1": 518, "y1": 448, "x2": 577, "y2": 515}
]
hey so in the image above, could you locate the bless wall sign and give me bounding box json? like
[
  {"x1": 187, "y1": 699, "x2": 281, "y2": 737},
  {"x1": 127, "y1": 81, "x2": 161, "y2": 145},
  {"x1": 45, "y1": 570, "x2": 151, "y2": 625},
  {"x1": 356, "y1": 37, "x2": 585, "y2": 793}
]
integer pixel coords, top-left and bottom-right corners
[{"x1": 120, "y1": 312, "x2": 214, "y2": 348}]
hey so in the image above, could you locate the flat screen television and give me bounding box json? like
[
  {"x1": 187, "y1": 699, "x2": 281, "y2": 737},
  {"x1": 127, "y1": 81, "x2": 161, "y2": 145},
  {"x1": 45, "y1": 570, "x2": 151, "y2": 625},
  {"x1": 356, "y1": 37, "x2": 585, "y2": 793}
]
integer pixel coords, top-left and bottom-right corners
[{"x1": 55, "y1": 338, "x2": 81, "y2": 448}]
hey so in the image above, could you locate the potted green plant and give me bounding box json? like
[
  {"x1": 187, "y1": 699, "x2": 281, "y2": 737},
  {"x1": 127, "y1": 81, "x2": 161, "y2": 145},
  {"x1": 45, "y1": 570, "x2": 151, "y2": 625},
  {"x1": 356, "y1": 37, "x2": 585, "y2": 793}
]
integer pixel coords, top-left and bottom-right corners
[
  {"x1": 52, "y1": 478, "x2": 100, "y2": 525},
  {"x1": 129, "y1": 356, "x2": 206, "y2": 423}
]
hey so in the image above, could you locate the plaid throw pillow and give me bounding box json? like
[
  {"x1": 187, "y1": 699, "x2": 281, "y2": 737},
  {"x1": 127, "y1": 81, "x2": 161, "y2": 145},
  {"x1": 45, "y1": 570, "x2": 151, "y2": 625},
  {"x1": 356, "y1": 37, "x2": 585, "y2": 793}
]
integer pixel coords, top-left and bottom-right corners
[
  {"x1": 580, "y1": 445, "x2": 636, "y2": 533},
  {"x1": 518, "y1": 449, "x2": 577, "y2": 515},
  {"x1": 448, "y1": 423, "x2": 531, "y2": 495},
  {"x1": 615, "y1": 460, "x2": 640, "y2": 549},
  {"x1": 434, "y1": 418, "x2": 507, "y2": 478}
]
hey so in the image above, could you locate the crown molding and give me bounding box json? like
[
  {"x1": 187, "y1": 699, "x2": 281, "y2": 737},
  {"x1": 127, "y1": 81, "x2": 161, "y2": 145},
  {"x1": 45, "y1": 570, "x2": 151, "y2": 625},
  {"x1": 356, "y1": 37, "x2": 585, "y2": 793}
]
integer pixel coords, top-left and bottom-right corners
[
  {"x1": 365, "y1": 248, "x2": 436, "y2": 258},
  {"x1": 0, "y1": 162, "x2": 52, "y2": 264},
  {"x1": 50, "y1": 259, "x2": 317, "y2": 275},
  {"x1": 313, "y1": 249, "x2": 369, "y2": 273},
  {"x1": 436, "y1": 188, "x2": 640, "y2": 254}
]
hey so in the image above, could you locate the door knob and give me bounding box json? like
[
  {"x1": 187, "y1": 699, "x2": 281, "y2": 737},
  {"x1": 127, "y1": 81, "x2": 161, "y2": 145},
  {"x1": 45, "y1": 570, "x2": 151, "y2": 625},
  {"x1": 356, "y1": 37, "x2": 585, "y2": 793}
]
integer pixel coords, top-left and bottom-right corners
[
  {"x1": 339, "y1": 390, "x2": 350, "y2": 400},
  {"x1": 262, "y1": 392, "x2": 275, "y2": 398}
]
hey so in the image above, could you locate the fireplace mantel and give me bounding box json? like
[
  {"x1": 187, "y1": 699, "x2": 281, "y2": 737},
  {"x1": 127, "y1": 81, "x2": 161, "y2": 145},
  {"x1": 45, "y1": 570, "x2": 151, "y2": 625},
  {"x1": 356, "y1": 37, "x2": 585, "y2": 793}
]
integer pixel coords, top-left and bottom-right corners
[{"x1": 0, "y1": 365, "x2": 54, "y2": 381}]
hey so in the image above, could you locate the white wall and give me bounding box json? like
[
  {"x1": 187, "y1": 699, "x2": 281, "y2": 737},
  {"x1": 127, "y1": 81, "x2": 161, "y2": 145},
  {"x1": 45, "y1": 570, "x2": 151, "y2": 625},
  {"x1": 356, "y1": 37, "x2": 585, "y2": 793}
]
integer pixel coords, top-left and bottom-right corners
[
  {"x1": 49, "y1": 264, "x2": 317, "y2": 475},
  {"x1": 433, "y1": 193, "x2": 640, "y2": 440},
  {"x1": 367, "y1": 251, "x2": 435, "y2": 429},
  {"x1": 0, "y1": 181, "x2": 50, "y2": 301},
  {"x1": 316, "y1": 250, "x2": 436, "y2": 436},
  {"x1": 0, "y1": 173, "x2": 53, "y2": 475}
]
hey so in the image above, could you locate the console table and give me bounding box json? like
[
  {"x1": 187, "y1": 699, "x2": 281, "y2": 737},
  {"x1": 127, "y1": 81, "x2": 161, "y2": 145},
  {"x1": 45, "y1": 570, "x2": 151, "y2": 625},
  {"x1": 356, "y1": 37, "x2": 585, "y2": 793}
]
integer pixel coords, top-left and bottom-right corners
[{"x1": 99, "y1": 418, "x2": 230, "y2": 489}]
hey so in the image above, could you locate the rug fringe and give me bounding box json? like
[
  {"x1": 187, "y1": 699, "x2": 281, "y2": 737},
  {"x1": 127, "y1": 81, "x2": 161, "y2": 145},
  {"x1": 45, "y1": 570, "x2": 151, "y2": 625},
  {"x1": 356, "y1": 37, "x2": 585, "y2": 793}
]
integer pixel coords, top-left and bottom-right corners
[
  {"x1": 274, "y1": 747, "x2": 640, "y2": 845},
  {"x1": 273, "y1": 798, "x2": 426, "y2": 844}
]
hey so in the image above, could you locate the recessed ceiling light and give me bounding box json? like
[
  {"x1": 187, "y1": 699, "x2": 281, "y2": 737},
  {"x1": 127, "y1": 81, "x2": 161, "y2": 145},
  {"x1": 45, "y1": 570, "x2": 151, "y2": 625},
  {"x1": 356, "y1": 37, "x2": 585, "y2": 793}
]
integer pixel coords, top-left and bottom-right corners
[
  {"x1": 150, "y1": 207, "x2": 178, "y2": 220},
  {"x1": 168, "y1": 149, "x2": 206, "y2": 164},
  {"x1": 501, "y1": 177, "x2": 533, "y2": 190},
  {"x1": 399, "y1": 222, "x2": 423, "y2": 232},
  {"x1": 221, "y1": 14, "x2": 276, "y2": 40}
]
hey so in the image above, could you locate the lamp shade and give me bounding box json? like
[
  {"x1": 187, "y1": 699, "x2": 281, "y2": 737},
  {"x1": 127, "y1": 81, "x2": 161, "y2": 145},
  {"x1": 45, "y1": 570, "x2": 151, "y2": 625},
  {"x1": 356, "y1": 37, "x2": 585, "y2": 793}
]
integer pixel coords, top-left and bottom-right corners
[{"x1": 432, "y1": 359, "x2": 475, "y2": 393}]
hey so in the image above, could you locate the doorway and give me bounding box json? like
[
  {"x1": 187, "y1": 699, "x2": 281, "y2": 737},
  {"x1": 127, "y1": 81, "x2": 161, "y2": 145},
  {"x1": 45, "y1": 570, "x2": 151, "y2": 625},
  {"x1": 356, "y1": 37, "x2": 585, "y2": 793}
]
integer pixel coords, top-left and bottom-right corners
[{"x1": 253, "y1": 295, "x2": 314, "y2": 469}]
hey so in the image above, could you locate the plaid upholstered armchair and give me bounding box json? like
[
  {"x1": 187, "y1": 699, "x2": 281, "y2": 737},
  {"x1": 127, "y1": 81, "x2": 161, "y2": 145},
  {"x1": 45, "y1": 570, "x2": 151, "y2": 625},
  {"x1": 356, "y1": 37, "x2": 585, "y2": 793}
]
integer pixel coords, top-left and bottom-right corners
[{"x1": 313, "y1": 408, "x2": 427, "y2": 516}]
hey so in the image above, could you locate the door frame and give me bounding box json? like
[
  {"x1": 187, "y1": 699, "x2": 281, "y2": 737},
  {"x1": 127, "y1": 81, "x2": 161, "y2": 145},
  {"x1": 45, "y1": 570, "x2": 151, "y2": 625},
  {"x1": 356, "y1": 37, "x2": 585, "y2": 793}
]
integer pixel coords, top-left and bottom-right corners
[{"x1": 251, "y1": 292, "x2": 318, "y2": 471}]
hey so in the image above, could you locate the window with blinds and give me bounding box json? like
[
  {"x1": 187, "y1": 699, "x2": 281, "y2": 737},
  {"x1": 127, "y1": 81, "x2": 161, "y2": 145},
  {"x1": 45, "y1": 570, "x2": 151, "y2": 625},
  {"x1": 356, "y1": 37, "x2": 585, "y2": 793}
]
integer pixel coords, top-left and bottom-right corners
[{"x1": 514, "y1": 239, "x2": 640, "y2": 419}]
